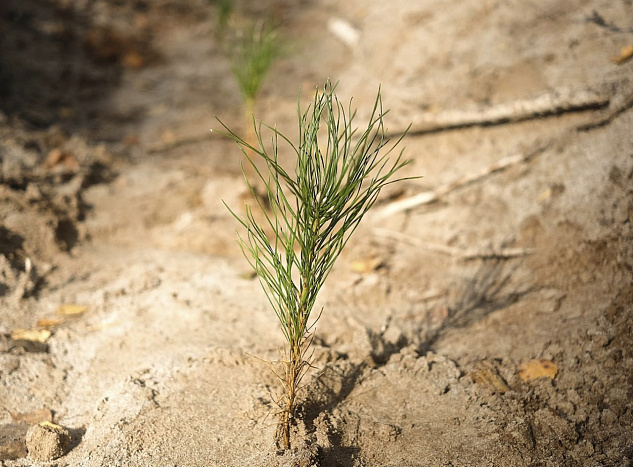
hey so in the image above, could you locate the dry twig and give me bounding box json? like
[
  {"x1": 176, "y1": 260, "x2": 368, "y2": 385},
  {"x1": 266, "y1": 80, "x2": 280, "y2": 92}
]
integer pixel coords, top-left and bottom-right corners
[
  {"x1": 374, "y1": 153, "x2": 529, "y2": 219},
  {"x1": 390, "y1": 88, "x2": 610, "y2": 136},
  {"x1": 577, "y1": 88, "x2": 633, "y2": 131}
]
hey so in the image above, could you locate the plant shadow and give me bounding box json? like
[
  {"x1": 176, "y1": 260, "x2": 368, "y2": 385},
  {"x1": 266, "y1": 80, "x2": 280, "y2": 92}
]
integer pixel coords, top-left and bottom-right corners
[
  {"x1": 67, "y1": 426, "x2": 86, "y2": 452},
  {"x1": 294, "y1": 258, "x2": 532, "y2": 464},
  {"x1": 299, "y1": 361, "x2": 365, "y2": 467},
  {"x1": 422, "y1": 257, "x2": 534, "y2": 350}
]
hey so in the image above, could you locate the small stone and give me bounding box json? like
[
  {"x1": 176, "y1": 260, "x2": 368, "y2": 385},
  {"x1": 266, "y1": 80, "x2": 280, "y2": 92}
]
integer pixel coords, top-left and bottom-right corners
[
  {"x1": 26, "y1": 422, "x2": 71, "y2": 461},
  {"x1": 0, "y1": 423, "x2": 29, "y2": 461}
]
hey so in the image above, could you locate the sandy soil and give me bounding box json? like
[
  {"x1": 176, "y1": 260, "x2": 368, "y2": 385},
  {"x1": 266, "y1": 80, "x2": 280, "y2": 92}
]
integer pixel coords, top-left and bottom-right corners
[{"x1": 1, "y1": 0, "x2": 632, "y2": 465}]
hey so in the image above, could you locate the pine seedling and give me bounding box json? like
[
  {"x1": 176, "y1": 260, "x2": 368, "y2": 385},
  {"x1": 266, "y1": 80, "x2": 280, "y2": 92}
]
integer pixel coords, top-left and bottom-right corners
[
  {"x1": 218, "y1": 81, "x2": 414, "y2": 450},
  {"x1": 214, "y1": 0, "x2": 234, "y2": 43},
  {"x1": 230, "y1": 20, "x2": 278, "y2": 129},
  {"x1": 228, "y1": 20, "x2": 278, "y2": 195}
]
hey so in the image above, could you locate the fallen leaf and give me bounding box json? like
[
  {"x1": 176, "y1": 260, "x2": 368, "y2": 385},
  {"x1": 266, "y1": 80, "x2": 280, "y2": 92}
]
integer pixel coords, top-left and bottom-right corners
[
  {"x1": 611, "y1": 45, "x2": 633, "y2": 65},
  {"x1": 85, "y1": 318, "x2": 118, "y2": 331},
  {"x1": 56, "y1": 304, "x2": 88, "y2": 317},
  {"x1": 471, "y1": 362, "x2": 510, "y2": 393},
  {"x1": 518, "y1": 358, "x2": 558, "y2": 381},
  {"x1": 10, "y1": 329, "x2": 51, "y2": 343},
  {"x1": 10, "y1": 409, "x2": 53, "y2": 425},
  {"x1": 39, "y1": 421, "x2": 63, "y2": 430},
  {"x1": 538, "y1": 187, "x2": 552, "y2": 202},
  {"x1": 351, "y1": 258, "x2": 383, "y2": 273},
  {"x1": 37, "y1": 318, "x2": 66, "y2": 328},
  {"x1": 43, "y1": 149, "x2": 79, "y2": 172}
]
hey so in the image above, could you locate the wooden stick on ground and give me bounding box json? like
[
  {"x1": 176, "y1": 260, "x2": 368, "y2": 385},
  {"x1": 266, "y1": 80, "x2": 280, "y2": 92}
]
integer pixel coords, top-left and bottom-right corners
[
  {"x1": 374, "y1": 152, "x2": 528, "y2": 219},
  {"x1": 577, "y1": 88, "x2": 633, "y2": 132},
  {"x1": 389, "y1": 88, "x2": 610, "y2": 136},
  {"x1": 145, "y1": 89, "x2": 611, "y2": 154}
]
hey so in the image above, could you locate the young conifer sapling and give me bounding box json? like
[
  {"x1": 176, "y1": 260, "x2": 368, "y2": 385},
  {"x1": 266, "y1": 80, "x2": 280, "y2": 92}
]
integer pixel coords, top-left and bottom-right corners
[
  {"x1": 230, "y1": 21, "x2": 278, "y2": 133},
  {"x1": 217, "y1": 81, "x2": 414, "y2": 450},
  {"x1": 227, "y1": 20, "x2": 278, "y2": 197}
]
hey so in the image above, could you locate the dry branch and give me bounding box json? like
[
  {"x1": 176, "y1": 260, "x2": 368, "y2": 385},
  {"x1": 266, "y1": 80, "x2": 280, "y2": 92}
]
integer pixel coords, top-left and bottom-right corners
[
  {"x1": 577, "y1": 88, "x2": 633, "y2": 132},
  {"x1": 390, "y1": 88, "x2": 609, "y2": 136},
  {"x1": 375, "y1": 153, "x2": 527, "y2": 219},
  {"x1": 377, "y1": 83, "x2": 632, "y2": 220}
]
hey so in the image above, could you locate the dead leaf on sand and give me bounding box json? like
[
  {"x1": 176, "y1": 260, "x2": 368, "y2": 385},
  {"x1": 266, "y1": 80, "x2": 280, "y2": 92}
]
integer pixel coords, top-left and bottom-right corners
[
  {"x1": 351, "y1": 258, "x2": 383, "y2": 273},
  {"x1": 38, "y1": 421, "x2": 64, "y2": 430},
  {"x1": 518, "y1": 358, "x2": 558, "y2": 381},
  {"x1": 538, "y1": 187, "x2": 552, "y2": 202},
  {"x1": 56, "y1": 304, "x2": 89, "y2": 317},
  {"x1": 43, "y1": 149, "x2": 79, "y2": 172},
  {"x1": 10, "y1": 329, "x2": 51, "y2": 343},
  {"x1": 471, "y1": 362, "x2": 510, "y2": 393},
  {"x1": 611, "y1": 45, "x2": 633, "y2": 64},
  {"x1": 37, "y1": 318, "x2": 66, "y2": 328}
]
